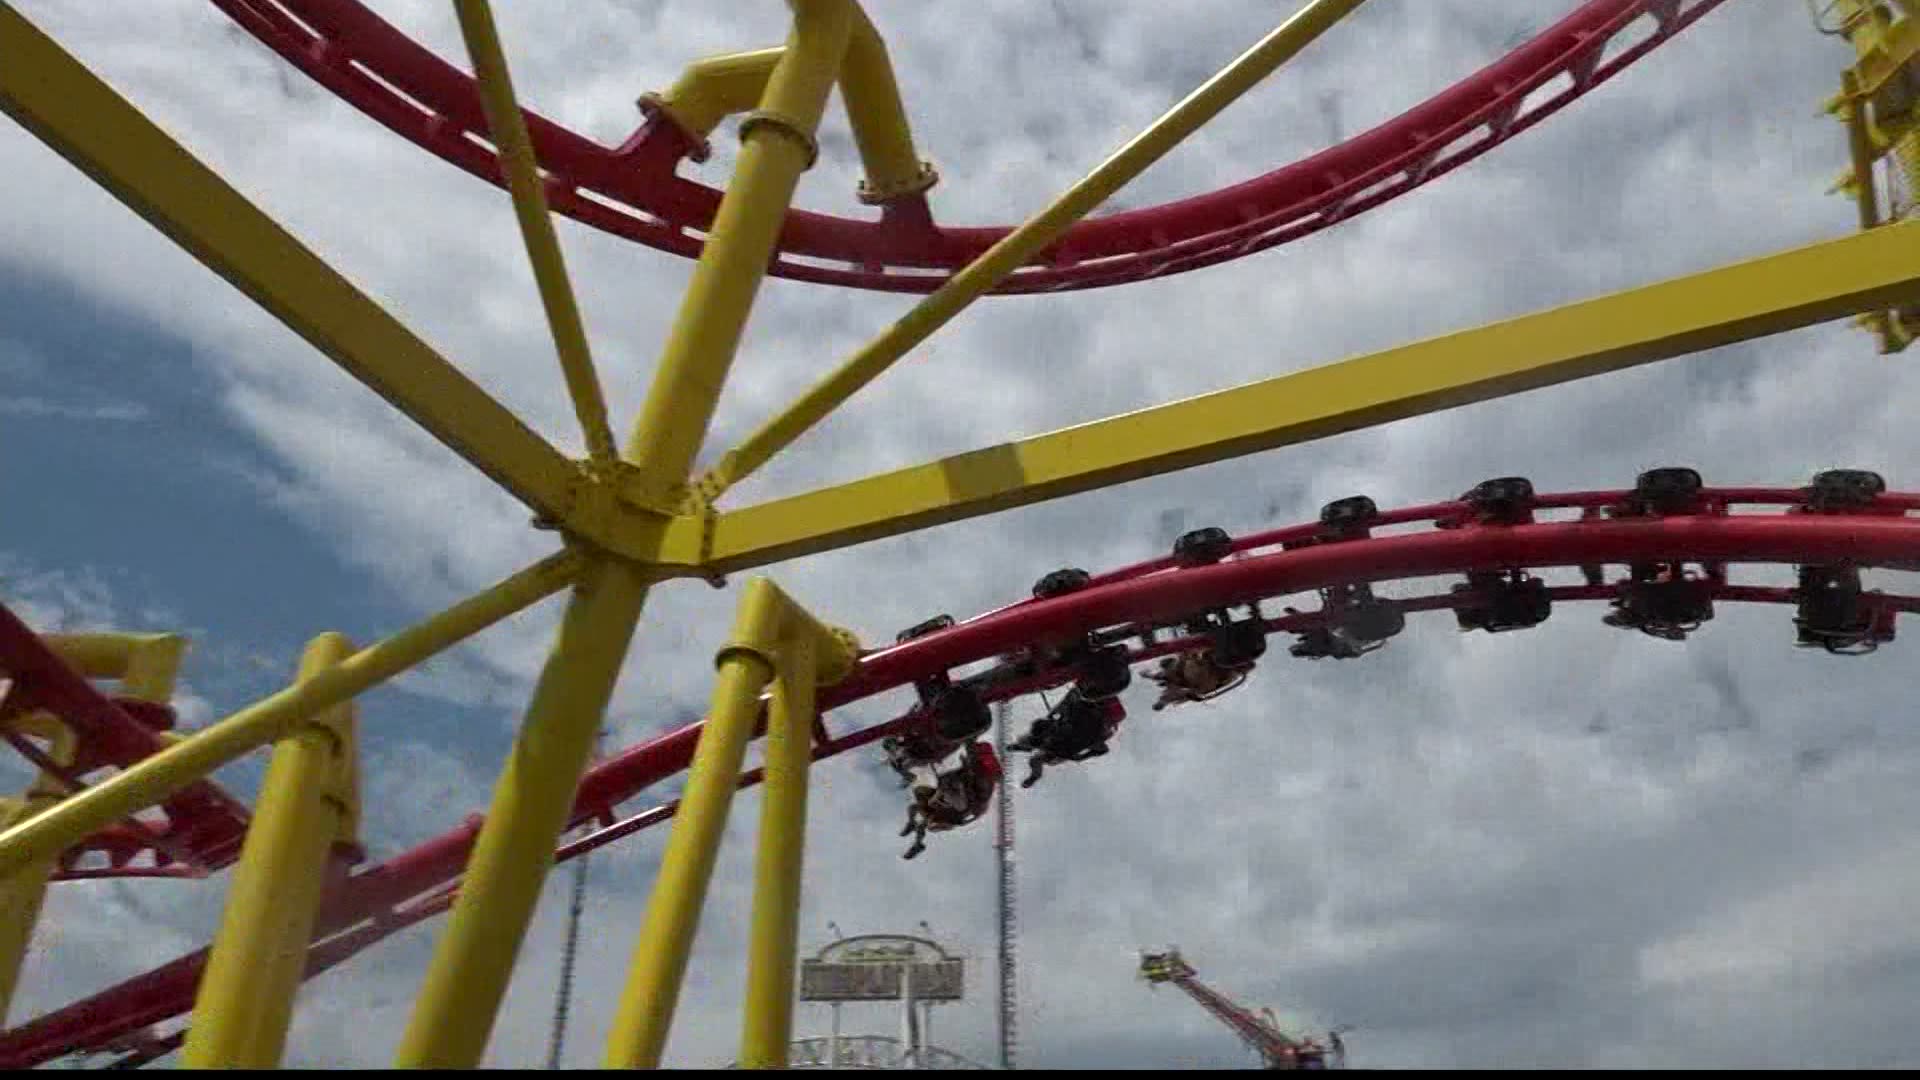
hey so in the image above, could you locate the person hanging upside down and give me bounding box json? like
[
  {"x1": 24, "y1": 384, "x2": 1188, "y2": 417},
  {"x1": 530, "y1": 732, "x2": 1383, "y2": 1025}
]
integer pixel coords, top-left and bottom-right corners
[
  {"x1": 1142, "y1": 649, "x2": 1253, "y2": 711},
  {"x1": 900, "y1": 741, "x2": 1003, "y2": 860},
  {"x1": 1007, "y1": 688, "x2": 1125, "y2": 788},
  {"x1": 882, "y1": 729, "x2": 960, "y2": 787}
]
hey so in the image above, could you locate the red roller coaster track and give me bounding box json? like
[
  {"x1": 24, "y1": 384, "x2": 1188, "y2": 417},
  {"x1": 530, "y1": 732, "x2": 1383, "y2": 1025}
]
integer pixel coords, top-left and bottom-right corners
[
  {"x1": 209, "y1": 0, "x2": 1723, "y2": 293},
  {"x1": 5, "y1": 478, "x2": 1917, "y2": 1067}
]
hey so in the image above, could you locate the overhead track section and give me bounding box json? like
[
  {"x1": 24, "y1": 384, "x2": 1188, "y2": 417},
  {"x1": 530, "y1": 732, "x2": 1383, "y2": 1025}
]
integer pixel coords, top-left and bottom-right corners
[{"x1": 211, "y1": 0, "x2": 1725, "y2": 294}]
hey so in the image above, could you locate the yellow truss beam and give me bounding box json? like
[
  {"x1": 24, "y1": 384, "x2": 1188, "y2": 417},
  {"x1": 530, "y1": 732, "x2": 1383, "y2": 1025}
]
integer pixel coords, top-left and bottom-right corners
[
  {"x1": 649, "y1": 220, "x2": 1920, "y2": 573},
  {"x1": 0, "y1": 3, "x2": 583, "y2": 524}
]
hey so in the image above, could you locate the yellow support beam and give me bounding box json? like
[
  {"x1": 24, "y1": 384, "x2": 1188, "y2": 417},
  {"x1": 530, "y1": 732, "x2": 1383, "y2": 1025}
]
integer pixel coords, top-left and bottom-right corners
[
  {"x1": 646, "y1": 220, "x2": 1920, "y2": 573},
  {"x1": 0, "y1": 551, "x2": 582, "y2": 879},
  {"x1": 647, "y1": 48, "x2": 788, "y2": 144},
  {"x1": 183, "y1": 633, "x2": 359, "y2": 1069},
  {"x1": 738, "y1": 630, "x2": 816, "y2": 1067},
  {"x1": 842, "y1": 6, "x2": 937, "y2": 204},
  {"x1": 0, "y1": 631, "x2": 182, "y2": 1023},
  {"x1": 454, "y1": 0, "x2": 617, "y2": 468},
  {"x1": 604, "y1": 578, "x2": 854, "y2": 1069},
  {"x1": 0, "y1": 713, "x2": 76, "y2": 1025},
  {"x1": 643, "y1": 8, "x2": 932, "y2": 202},
  {"x1": 0, "y1": 4, "x2": 583, "y2": 525},
  {"x1": 399, "y1": 3, "x2": 855, "y2": 1066},
  {"x1": 0, "y1": 797, "x2": 55, "y2": 1026},
  {"x1": 603, "y1": 644, "x2": 775, "y2": 1070},
  {"x1": 394, "y1": 556, "x2": 647, "y2": 1067},
  {"x1": 684, "y1": 0, "x2": 1368, "y2": 507},
  {"x1": 625, "y1": 0, "x2": 856, "y2": 481}
]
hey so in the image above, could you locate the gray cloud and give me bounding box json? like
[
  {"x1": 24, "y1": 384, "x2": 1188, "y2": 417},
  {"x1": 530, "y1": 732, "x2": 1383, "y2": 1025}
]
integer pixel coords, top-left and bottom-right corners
[{"x1": 6, "y1": 0, "x2": 1920, "y2": 1069}]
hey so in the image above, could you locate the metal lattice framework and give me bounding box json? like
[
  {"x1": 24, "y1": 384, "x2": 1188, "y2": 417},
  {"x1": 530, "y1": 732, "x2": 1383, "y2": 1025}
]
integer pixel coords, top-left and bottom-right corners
[{"x1": 1, "y1": 0, "x2": 1919, "y2": 1070}]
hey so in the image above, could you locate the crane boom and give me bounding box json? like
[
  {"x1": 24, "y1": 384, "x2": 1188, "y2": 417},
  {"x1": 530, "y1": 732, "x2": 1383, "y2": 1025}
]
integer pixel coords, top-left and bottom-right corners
[{"x1": 1139, "y1": 949, "x2": 1340, "y2": 1070}]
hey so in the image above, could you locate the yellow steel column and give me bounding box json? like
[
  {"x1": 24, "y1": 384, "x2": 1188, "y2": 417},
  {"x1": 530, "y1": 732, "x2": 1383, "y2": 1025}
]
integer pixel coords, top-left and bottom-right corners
[
  {"x1": 184, "y1": 633, "x2": 358, "y2": 1069},
  {"x1": 394, "y1": 556, "x2": 647, "y2": 1067},
  {"x1": 603, "y1": 585, "x2": 783, "y2": 1069},
  {"x1": 396, "y1": 1, "x2": 851, "y2": 1066},
  {"x1": 738, "y1": 632, "x2": 816, "y2": 1067},
  {"x1": 624, "y1": 0, "x2": 855, "y2": 481}
]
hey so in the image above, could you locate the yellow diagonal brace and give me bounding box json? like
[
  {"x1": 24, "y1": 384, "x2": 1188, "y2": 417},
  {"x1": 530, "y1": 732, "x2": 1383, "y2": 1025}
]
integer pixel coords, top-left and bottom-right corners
[
  {"x1": 0, "y1": 3, "x2": 580, "y2": 523},
  {"x1": 0, "y1": 551, "x2": 582, "y2": 878},
  {"x1": 647, "y1": 220, "x2": 1920, "y2": 573},
  {"x1": 455, "y1": 0, "x2": 617, "y2": 467},
  {"x1": 684, "y1": 0, "x2": 1368, "y2": 507}
]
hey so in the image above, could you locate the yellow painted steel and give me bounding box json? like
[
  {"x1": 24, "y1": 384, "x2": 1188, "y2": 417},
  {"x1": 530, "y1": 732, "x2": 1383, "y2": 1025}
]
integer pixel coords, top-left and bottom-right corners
[
  {"x1": 454, "y1": 0, "x2": 617, "y2": 467},
  {"x1": 0, "y1": 631, "x2": 180, "y2": 1024},
  {"x1": 684, "y1": 0, "x2": 1368, "y2": 507},
  {"x1": 184, "y1": 633, "x2": 359, "y2": 1069},
  {"x1": 0, "y1": 551, "x2": 582, "y2": 879},
  {"x1": 842, "y1": 7, "x2": 937, "y2": 203},
  {"x1": 0, "y1": 798, "x2": 56, "y2": 1026},
  {"x1": 603, "y1": 649, "x2": 775, "y2": 1069},
  {"x1": 399, "y1": 4, "x2": 854, "y2": 1066},
  {"x1": 393, "y1": 556, "x2": 647, "y2": 1067},
  {"x1": 643, "y1": 220, "x2": 1920, "y2": 573},
  {"x1": 605, "y1": 576, "x2": 855, "y2": 1069},
  {"x1": 40, "y1": 633, "x2": 186, "y2": 697},
  {"x1": 0, "y1": 713, "x2": 75, "y2": 1025},
  {"x1": 0, "y1": 4, "x2": 581, "y2": 526},
  {"x1": 739, "y1": 630, "x2": 817, "y2": 1067},
  {"x1": 651, "y1": 48, "x2": 788, "y2": 141},
  {"x1": 645, "y1": 8, "x2": 930, "y2": 202},
  {"x1": 626, "y1": 0, "x2": 856, "y2": 484}
]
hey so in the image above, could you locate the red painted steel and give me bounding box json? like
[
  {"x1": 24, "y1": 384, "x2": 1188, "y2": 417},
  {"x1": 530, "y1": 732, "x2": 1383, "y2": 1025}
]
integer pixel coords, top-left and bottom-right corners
[{"x1": 209, "y1": 0, "x2": 1724, "y2": 293}]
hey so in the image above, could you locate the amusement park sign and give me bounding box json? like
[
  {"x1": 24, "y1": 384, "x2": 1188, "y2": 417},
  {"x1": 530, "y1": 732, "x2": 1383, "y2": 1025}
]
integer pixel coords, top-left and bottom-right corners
[{"x1": 798, "y1": 935, "x2": 964, "y2": 1002}]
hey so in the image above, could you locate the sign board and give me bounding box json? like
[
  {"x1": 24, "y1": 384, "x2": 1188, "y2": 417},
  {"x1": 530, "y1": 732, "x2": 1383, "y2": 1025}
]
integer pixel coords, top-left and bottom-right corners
[
  {"x1": 799, "y1": 958, "x2": 963, "y2": 1002},
  {"x1": 798, "y1": 934, "x2": 964, "y2": 1002}
]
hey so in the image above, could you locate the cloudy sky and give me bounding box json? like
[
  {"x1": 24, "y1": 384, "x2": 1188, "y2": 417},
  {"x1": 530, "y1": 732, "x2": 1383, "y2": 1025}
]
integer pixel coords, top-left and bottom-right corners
[{"x1": 7, "y1": 0, "x2": 1920, "y2": 1069}]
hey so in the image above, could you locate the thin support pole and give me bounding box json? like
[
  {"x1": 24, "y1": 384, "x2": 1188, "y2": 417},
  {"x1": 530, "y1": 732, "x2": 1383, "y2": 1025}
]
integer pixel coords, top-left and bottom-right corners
[
  {"x1": 394, "y1": 557, "x2": 647, "y2": 1066},
  {"x1": 453, "y1": 0, "x2": 617, "y2": 466},
  {"x1": 739, "y1": 632, "x2": 816, "y2": 1067},
  {"x1": 183, "y1": 633, "x2": 358, "y2": 1069},
  {"x1": 689, "y1": 0, "x2": 1370, "y2": 504},
  {"x1": 0, "y1": 550, "x2": 581, "y2": 879}
]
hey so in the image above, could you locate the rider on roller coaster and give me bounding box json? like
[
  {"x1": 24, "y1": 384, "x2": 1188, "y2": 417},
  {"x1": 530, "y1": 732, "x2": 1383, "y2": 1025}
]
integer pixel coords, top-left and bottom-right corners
[
  {"x1": 900, "y1": 741, "x2": 1002, "y2": 860},
  {"x1": 1143, "y1": 648, "x2": 1253, "y2": 710},
  {"x1": 1008, "y1": 687, "x2": 1126, "y2": 789}
]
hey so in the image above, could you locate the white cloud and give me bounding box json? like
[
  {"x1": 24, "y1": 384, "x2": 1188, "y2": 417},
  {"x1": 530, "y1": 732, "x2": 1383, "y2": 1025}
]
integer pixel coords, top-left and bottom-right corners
[
  {"x1": 0, "y1": 397, "x2": 146, "y2": 421},
  {"x1": 8, "y1": 0, "x2": 1920, "y2": 1069}
]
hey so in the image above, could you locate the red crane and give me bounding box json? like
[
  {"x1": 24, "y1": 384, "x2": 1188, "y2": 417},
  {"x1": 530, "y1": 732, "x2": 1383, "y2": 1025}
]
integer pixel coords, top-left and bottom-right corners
[{"x1": 1139, "y1": 949, "x2": 1345, "y2": 1070}]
